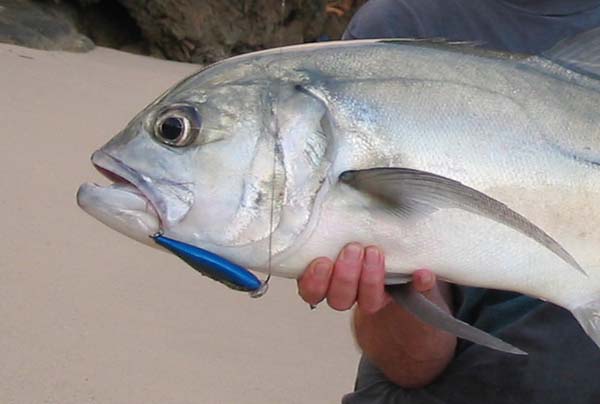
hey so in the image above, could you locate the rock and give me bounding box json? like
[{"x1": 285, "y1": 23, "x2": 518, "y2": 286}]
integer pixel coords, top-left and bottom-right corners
[
  {"x1": 0, "y1": 0, "x2": 367, "y2": 62},
  {"x1": 73, "y1": 0, "x2": 152, "y2": 56},
  {"x1": 116, "y1": 0, "x2": 329, "y2": 64},
  {"x1": 0, "y1": 0, "x2": 94, "y2": 52}
]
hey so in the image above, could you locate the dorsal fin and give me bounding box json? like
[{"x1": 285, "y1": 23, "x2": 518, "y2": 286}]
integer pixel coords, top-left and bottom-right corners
[
  {"x1": 542, "y1": 27, "x2": 600, "y2": 79},
  {"x1": 378, "y1": 38, "x2": 483, "y2": 47},
  {"x1": 378, "y1": 38, "x2": 530, "y2": 61}
]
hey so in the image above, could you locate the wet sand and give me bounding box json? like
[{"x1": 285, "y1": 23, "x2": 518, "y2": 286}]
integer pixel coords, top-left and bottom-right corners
[{"x1": 0, "y1": 43, "x2": 359, "y2": 404}]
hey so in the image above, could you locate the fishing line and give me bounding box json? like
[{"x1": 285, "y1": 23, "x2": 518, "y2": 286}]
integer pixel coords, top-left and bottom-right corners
[
  {"x1": 264, "y1": 0, "x2": 288, "y2": 290},
  {"x1": 150, "y1": 2, "x2": 292, "y2": 298}
]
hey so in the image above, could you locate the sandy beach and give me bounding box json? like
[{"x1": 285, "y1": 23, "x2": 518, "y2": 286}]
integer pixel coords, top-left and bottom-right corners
[{"x1": 0, "y1": 43, "x2": 359, "y2": 404}]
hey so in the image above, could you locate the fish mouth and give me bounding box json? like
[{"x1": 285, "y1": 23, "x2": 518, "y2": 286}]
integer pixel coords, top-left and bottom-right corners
[{"x1": 90, "y1": 150, "x2": 194, "y2": 227}]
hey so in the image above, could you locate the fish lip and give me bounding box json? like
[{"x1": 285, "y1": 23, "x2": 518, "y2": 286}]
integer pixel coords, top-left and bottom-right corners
[
  {"x1": 90, "y1": 150, "x2": 193, "y2": 227},
  {"x1": 91, "y1": 150, "x2": 162, "y2": 225}
]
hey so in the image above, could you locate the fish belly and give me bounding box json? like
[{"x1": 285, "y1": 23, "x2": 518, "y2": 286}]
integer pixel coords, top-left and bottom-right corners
[{"x1": 283, "y1": 185, "x2": 599, "y2": 310}]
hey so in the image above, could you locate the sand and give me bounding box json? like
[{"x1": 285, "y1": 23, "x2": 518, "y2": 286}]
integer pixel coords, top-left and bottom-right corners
[{"x1": 0, "y1": 43, "x2": 359, "y2": 404}]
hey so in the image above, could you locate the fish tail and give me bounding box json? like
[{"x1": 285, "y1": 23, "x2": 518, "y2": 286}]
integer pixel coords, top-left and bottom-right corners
[{"x1": 573, "y1": 298, "x2": 600, "y2": 349}]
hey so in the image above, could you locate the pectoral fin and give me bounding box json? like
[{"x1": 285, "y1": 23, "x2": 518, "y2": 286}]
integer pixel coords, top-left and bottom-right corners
[
  {"x1": 340, "y1": 168, "x2": 585, "y2": 275},
  {"x1": 386, "y1": 283, "x2": 527, "y2": 355}
]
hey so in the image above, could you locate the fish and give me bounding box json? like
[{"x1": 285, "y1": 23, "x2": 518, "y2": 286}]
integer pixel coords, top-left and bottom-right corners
[{"x1": 77, "y1": 28, "x2": 600, "y2": 354}]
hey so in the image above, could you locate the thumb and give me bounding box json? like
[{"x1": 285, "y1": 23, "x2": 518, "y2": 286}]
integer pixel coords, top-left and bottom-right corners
[{"x1": 411, "y1": 269, "x2": 436, "y2": 293}]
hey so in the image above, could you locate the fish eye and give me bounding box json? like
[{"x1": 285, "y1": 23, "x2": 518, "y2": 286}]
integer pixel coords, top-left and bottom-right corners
[
  {"x1": 153, "y1": 103, "x2": 202, "y2": 147},
  {"x1": 160, "y1": 117, "x2": 185, "y2": 141}
]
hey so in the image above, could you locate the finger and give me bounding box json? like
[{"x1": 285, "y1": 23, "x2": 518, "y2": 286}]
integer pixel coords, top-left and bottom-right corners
[
  {"x1": 357, "y1": 246, "x2": 388, "y2": 315},
  {"x1": 412, "y1": 269, "x2": 437, "y2": 293},
  {"x1": 297, "y1": 257, "x2": 333, "y2": 305},
  {"x1": 327, "y1": 243, "x2": 364, "y2": 311},
  {"x1": 411, "y1": 269, "x2": 451, "y2": 311}
]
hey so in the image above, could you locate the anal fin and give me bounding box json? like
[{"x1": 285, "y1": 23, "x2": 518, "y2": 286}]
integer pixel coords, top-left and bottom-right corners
[
  {"x1": 386, "y1": 283, "x2": 527, "y2": 355},
  {"x1": 573, "y1": 297, "x2": 600, "y2": 349}
]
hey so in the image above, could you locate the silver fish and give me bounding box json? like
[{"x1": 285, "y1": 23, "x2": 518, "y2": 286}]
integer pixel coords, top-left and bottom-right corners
[{"x1": 77, "y1": 29, "x2": 600, "y2": 352}]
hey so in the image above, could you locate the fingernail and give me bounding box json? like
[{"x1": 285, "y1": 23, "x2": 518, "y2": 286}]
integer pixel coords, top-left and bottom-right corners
[
  {"x1": 314, "y1": 261, "x2": 330, "y2": 279},
  {"x1": 342, "y1": 244, "x2": 362, "y2": 261},
  {"x1": 365, "y1": 247, "x2": 380, "y2": 267}
]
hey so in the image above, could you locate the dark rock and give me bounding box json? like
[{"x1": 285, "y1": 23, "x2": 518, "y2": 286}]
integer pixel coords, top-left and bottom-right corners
[
  {"x1": 116, "y1": 0, "x2": 330, "y2": 64},
  {"x1": 0, "y1": 0, "x2": 94, "y2": 52},
  {"x1": 0, "y1": 0, "x2": 367, "y2": 62},
  {"x1": 73, "y1": 0, "x2": 151, "y2": 56}
]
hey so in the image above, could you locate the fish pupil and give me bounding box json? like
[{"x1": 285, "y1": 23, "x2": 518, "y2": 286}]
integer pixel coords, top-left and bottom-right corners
[{"x1": 161, "y1": 117, "x2": 184, "y2": 141}]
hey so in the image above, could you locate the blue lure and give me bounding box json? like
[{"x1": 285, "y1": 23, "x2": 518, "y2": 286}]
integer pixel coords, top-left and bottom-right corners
[{"x1": 152, "y1": 233, "x2": 268, "y2": 297}]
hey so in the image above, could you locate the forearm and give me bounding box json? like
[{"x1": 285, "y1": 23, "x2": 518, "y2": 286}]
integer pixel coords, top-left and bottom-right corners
[{"x1": 353, "y1": 281, "x2": 457, "y2": 388}]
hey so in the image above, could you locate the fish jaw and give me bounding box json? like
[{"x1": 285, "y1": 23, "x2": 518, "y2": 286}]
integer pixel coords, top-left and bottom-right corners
[
  {"x1": 76, "y1": 182, "x2": 159, "y2": 246},
  {"x1": 90, "y1": 150, "x2": 194, "y2": 228}
]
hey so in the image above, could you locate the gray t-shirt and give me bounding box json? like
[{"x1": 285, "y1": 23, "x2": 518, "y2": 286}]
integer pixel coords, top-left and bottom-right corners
[
  {"x1": 344, "y1": 290, "x2": 600, "y2": 403},
  {"x1": 341, "y1": 1, "x2": 600, "y2": 402},
  {"x1": 344, "y1": 0, "x2": 600, "y2": 54}
]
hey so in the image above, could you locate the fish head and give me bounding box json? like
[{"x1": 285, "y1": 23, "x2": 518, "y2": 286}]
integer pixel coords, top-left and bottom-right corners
[{"x1": 77, "y1": 53, "x2": 333, "y2": 268}]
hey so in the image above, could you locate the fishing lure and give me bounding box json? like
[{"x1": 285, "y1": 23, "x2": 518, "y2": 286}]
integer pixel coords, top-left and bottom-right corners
[{"x1": 152, "y1": 232, "x2": 268, "y2": 297}]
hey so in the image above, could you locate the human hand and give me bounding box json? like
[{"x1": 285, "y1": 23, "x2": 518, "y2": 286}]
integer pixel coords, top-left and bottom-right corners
[
  {"x1": 298, "y1": 243, "x2": 456, "y2": 387},
  {"x1": 297, "y1": 243, "x2": 440, "y2": 314}
]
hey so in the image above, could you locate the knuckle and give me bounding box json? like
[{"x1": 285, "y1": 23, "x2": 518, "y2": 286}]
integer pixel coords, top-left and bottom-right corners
[
  {"x1": 360, "y1": 273, "x2": 381, "y2": 287},
  {"x1": 359, "y1": 269, "x2": 384, "y2": 292},
  {"x1": 358, "y1": 293, "x2": 386, "y2": 316},
  {"x1": 357, "y1": 289, "x2": 376, "y2": 310},
  {"x1": 332, "y1": 267, "x2": 361, "y2": 286},
  {"x1": 327, "y1": 285, "x2": 357, "y2": 311}
]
